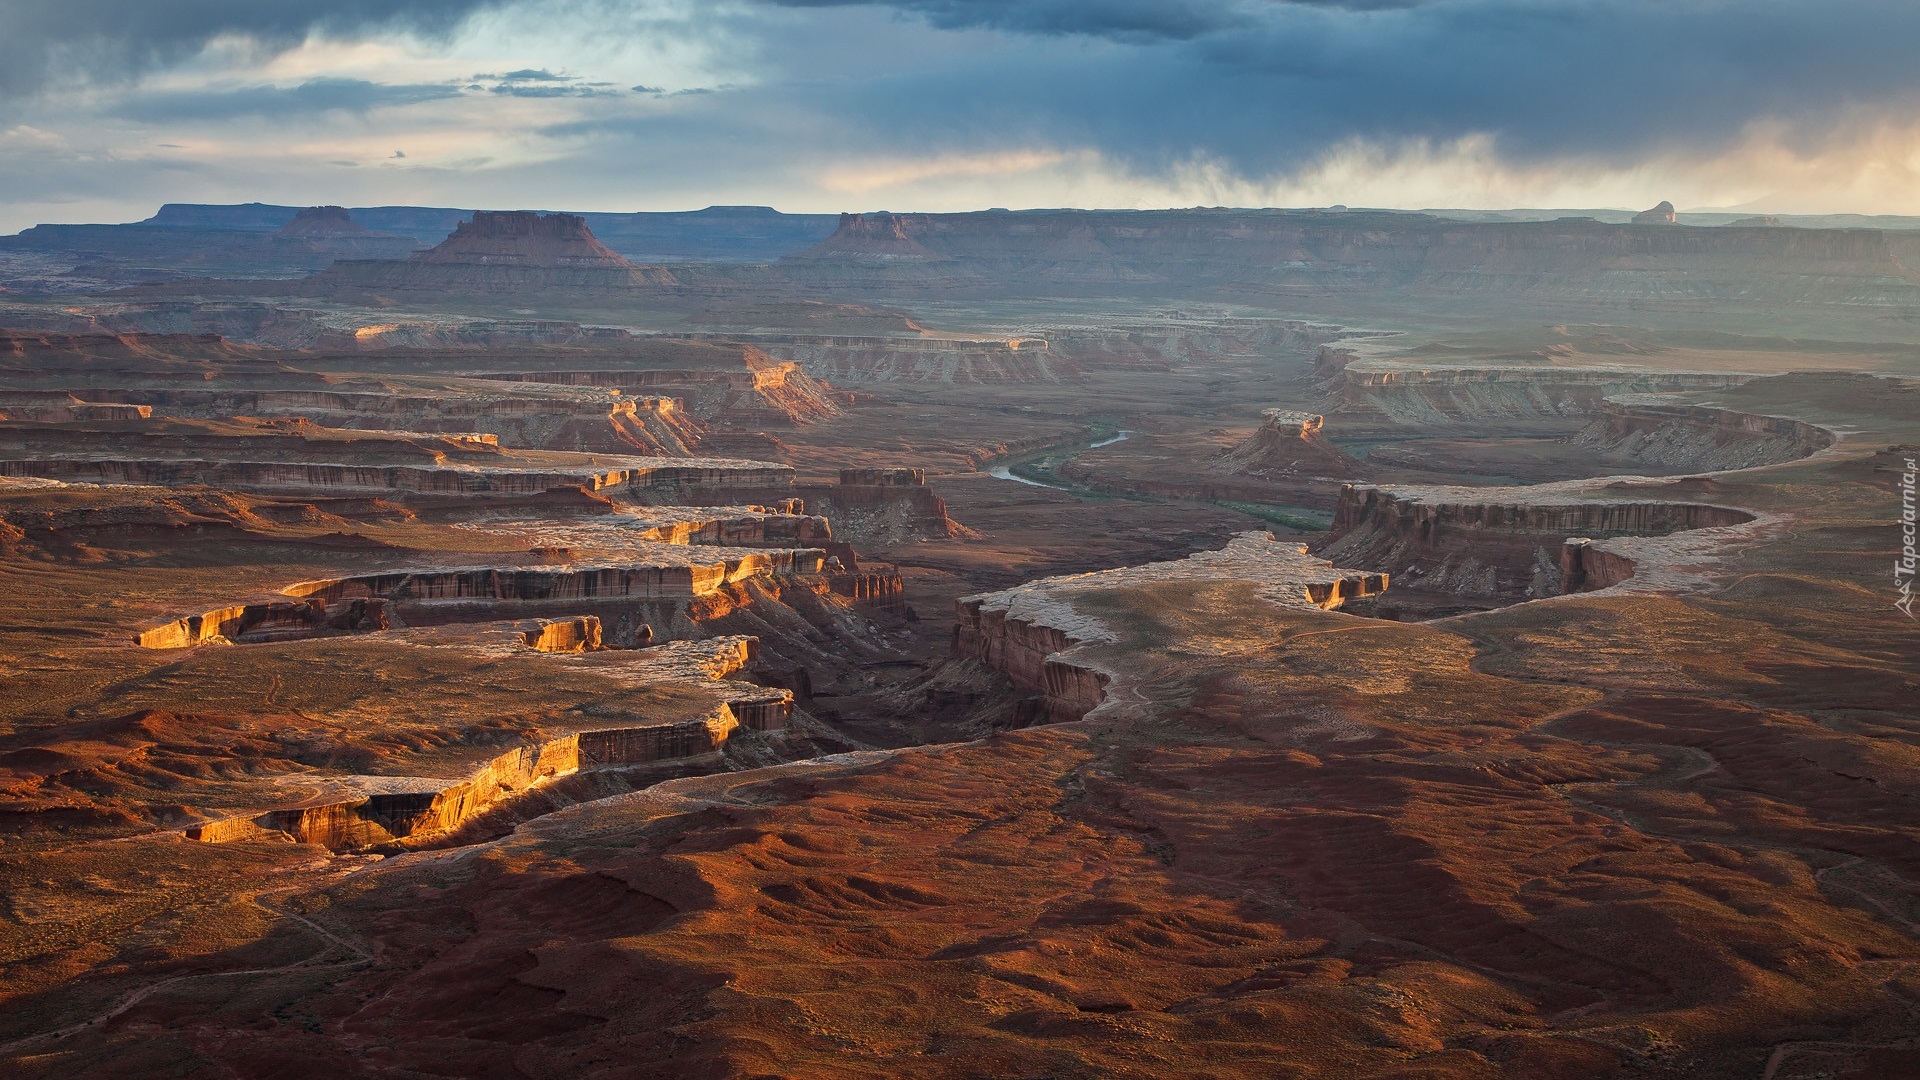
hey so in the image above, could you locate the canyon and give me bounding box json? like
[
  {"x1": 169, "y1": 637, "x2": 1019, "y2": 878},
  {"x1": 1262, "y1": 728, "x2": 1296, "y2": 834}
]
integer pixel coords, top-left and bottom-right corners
[{"x1": 0, "y1": 204, "x2": 1916, "y2": 1080}]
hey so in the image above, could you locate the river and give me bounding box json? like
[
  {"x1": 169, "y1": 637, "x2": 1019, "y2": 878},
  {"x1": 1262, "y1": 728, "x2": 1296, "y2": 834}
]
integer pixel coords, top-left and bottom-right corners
[{"x1": 987, "y1": 430, "x2": 1131, "y2": 489}]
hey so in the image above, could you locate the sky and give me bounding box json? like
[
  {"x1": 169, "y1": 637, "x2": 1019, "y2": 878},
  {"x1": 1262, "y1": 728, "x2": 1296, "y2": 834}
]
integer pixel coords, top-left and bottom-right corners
[{"x1": 5, "y1": 0, "x2": 1920, "y2": 231}]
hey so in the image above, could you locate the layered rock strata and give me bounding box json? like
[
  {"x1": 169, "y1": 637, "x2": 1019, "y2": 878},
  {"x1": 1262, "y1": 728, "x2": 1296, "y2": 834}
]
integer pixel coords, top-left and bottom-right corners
[
  {"x1": 0, "y1": 456, "x2": 792, "y2": 495},
  {"x1": 185, "y1": 637, "x2": 790, "y2": 851},
  {"x1": 954, "y1": 532, "x2": 1387, "y2": 723},
  {"x1": 47, "y1": 384, "x2": 705, "y2": 455},
  {"x1": 1319, "y1": 482, "x2": 1761, "y2": 602},
  {"x1": 138, "y1": 547, "x2": 835, "y2": 649},
  {"x1": 1325, "y1": 359, "x2": 1754, "y2": 425},
  {"x1": 1569, "y1": 398, "x2": 1838, "y2": 470},
  {"x1": 471, "y1": 356, "x2": 841, "y2": 428},
  {"x1": 720, "y1": 333, "x2": 1069, "y2": 382},
  {"x1": 782, "y1": 208, "x2": 1920, "y2": 308}
]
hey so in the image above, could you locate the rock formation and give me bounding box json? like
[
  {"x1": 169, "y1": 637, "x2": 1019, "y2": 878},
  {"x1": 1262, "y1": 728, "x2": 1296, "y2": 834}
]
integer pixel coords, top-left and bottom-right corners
[
  {"x1": 955, "y1": 532, "x2": 1387, "y2": 722},
  {"x1": 296, "y1": 211, "x2": 677, "y2": 295},
  {"x1": 1320, "y1": 351, "x2": 1754, "y2": 425},
  {"x1": 474, "y1": 346, "x2": 844, "y2": 428},
  {"x1": 413, "y1": 211, "x2": 633, "y2": 267},
  {"x1": 723, "y1": 332, "x2": 1068, "y2": 382},
  {"x1": 789, "y1": 212, "x2": 946, "y2": 261},
  {"x1": 1570, "y1": 397, "x2": 1837, "y2": 471},
  {"x1": 272, "y1": 205, "x2": 384, "y2": 239},
  {"x1": 1632, "y1": 200, "x2": 1678, "y2": 224},
  {"x1": 183, "y1": 636, "x2": 792, "y2": 851},
  {"x1": 1317, "y1": 481, "x2": 1760, "y2": 603},
  {"x1": 1213, "y1": 410, "x2": 1363, "y2": 478},
  {"x1": 0, "y1": 416, "x2": 793, "y2": 496}
]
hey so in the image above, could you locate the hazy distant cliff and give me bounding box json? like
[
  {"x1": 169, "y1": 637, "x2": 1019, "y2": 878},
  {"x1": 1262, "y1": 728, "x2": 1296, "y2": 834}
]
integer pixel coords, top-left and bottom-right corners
[{"x1": 782, "y1": 209, "x2": 1920, "y2": 309}]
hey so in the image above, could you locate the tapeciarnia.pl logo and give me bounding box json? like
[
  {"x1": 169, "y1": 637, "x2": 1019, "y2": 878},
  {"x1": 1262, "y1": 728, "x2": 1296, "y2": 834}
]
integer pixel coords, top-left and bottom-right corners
[{"x1": 1899, "y1": 456, "x2": 1917, "y2": 619}]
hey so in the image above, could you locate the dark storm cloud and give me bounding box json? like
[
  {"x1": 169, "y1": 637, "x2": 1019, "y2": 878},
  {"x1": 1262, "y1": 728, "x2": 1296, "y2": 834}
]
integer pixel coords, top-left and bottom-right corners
[
  {"x1": 765, "y1": 0, "x2": 1260, "y2": 40},
  {"x1": 113, "y1": 77, "x2": 462, "y2": 120},
  {"x1": 764, "y1": 0, "x2": 1424, "y2": 41},
  {"x1": 0, "y1": 0, "x2": 505, "y2": 98},
  {"x1": 764, "y1": 0, "x2": 1920, "y2": 172}
]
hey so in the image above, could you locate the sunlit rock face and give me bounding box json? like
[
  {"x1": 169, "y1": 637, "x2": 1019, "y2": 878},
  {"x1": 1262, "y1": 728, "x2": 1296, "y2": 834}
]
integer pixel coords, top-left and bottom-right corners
[{"x1": 1214, "y1": 409, "x2": 1362, "y2": 479}]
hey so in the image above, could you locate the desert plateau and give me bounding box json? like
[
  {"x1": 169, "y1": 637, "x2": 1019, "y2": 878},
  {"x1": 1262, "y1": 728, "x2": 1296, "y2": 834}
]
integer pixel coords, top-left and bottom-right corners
[{"x1": 3, "y1": 3, "x2": 1920, "y2": 1077}]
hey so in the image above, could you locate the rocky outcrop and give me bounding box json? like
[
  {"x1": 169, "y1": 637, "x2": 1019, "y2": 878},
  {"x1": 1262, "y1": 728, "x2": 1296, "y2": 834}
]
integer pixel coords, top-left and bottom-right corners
[
  {"x1": 414, "y1": 211, "x2": 633, "y2": 267},
  {"x1": 1569, "y1": 399, "x2": 1836, "y2": 470},
  {"x1": 2, "y1": 453, "x2": 793, "y2": 497},
  {"x1": 297, "y1": 213, "x2": 677, "y2": 296},
  {"x1": 955, "y1": 533, "x2": 1387, "y2": 723},
  {"x1": 289, "y1": 551, "x2": 826, "y2": 602},
  {"x1": 136, "y1": 597, "x2": 389, "y2": 648},
  {"x1": 1559, "y1": 538, "x2": 1640, "y2": 593},
  {"x1": 274, "y1": 206, "x2": 386, "y2": 239},
  {"x1": 789, "y1": 212, "x2": 946, "y2": 262},
  {"x1": 1632, "y1": 201, "x2": 1678, "y2": 225},
  {"x1": 788, "y1": 471, "x2": 967, "y2": 543},
  {"x1": 0, "y1": 392, "x2": 152, "y2": 422},
  {"x1": 179, "y1": 634, "x2": 794, "y2": 851},
  {"x1": 472, "y1": 347, "x2": 843, "y2": 427},
  {"x1": 1318, "y1": 483, "x2": 1758, "y2": 601},
  {"x1": 727, "y1": 333, "x2": 1067, "y2": 382},
  {"x1": 68, "y1": 384, "x2": 705, "y2": 456},
  {"x1": 521, "y1": 616, "x2": 604, "y2": 652},
  {"x1": 1046, "y1": 320, "x2": 1346, "y2": 372},
  {"x1": 1213, "y1": 410, "x2": 1363, "y2": 479},
  {"x1": 1325, "y1": 360, "x2": 1753, "y2": 425}
]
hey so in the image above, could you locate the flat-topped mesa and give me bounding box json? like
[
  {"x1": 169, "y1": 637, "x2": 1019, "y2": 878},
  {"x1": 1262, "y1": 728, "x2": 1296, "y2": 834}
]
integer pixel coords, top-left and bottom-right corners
[
  {"x1": 297, "y1": 211, "x2": 677, "y2": 294},
  {"x1": 274, "y1": 205, "x2": 383, "y2": 239},
  {"x1": 955, "y1": 532, "x2": 1387, "y2": 723},
  {"x1": 1317, "y1": 482, "x2": 1760, "y2": 604},
  {"x1": 1213, "y1": 409, "x2": 1364, "y2": 479},
  {"x1": 789, "y1": 212, "x2": 946, "y2": 262},
  {"x1": 1570, "y1": 398, "x2": 1837, "y2": 471},
  {"x1": 415, "y1": 211, "x2": 633, "y2": 267}
]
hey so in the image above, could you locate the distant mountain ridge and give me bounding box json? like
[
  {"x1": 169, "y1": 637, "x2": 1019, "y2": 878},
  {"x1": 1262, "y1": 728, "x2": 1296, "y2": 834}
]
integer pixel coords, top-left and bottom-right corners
[{"x1": 133, "y1": 203, "x2": 843, "y2": 261}]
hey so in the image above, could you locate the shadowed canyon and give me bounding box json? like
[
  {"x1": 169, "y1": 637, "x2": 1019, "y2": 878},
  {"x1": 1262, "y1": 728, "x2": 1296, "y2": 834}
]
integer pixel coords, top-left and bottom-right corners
[{"x1": 0, "y1": 203, "x2": 1916, "y2": 1080}]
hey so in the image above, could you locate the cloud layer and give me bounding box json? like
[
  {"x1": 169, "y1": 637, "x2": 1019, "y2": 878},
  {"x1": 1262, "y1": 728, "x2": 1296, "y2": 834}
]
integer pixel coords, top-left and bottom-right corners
[{"x1": 6, "y1": 0, "x2": 1920, "y2": 229}]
